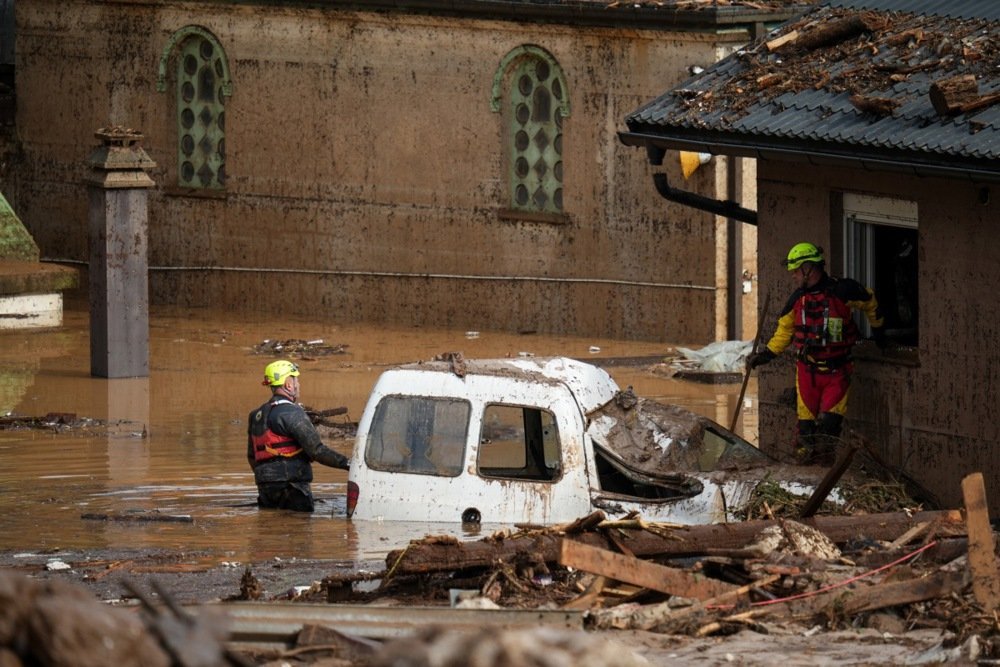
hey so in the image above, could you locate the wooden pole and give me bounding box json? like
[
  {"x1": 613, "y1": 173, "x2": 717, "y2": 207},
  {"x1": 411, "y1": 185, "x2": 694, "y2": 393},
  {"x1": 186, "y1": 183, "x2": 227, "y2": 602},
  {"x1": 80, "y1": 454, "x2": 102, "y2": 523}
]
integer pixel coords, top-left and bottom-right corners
[
  {"x1": 799, "y1": 439, "x2": 858, "y2": 518},
  {"x1": 731, "y1": 291, "x2": 771, "y2": 433}
]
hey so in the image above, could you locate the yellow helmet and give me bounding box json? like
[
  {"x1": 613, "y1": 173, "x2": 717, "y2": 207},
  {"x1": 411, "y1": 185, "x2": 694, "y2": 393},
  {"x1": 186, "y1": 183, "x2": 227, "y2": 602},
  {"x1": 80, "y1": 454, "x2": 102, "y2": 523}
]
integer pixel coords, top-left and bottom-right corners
[
  {"x1": 262, "y1": 360, "x2": 300, "y2": 386},
  {"x1": 784, "y1": 242, "x2": 824, "y2": 271}
]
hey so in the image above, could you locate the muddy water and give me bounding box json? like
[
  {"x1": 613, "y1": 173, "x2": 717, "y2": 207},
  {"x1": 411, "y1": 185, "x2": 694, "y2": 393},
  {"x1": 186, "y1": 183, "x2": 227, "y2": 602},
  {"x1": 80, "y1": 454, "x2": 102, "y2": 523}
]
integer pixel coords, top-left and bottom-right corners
[{"x1": 0, "y1": 303, "x2": 756, "y2": 564}]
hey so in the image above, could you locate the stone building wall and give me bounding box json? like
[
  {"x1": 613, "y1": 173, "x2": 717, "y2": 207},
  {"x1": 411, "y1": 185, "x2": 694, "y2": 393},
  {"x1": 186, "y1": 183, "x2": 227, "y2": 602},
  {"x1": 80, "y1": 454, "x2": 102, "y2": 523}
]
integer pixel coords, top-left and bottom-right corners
[{"x1": 13, "y1": 0, "x2": 760, "y2": 342}]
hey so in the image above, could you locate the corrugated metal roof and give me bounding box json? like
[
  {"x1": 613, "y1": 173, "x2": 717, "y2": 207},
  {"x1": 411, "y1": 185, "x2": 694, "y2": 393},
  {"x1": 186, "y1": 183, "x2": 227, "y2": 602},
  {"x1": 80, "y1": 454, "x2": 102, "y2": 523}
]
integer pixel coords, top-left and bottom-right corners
[
  {"x1": 623, "y1": 2, "x2": 1000, "y2": 177},
  {"x1": 827, "y1": 0, "x2": 1000, "y2": 21}
]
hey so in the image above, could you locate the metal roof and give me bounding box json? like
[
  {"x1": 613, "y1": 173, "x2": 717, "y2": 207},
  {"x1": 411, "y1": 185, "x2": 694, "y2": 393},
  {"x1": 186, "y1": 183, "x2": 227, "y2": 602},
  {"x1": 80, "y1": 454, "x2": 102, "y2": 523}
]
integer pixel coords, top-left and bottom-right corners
[
  {"x1": 827, "y1": 0, "x2": 1000, "y2": 21},
  {"x1": 621, "y1": 1, "x2": 1000, "y2": 180}
]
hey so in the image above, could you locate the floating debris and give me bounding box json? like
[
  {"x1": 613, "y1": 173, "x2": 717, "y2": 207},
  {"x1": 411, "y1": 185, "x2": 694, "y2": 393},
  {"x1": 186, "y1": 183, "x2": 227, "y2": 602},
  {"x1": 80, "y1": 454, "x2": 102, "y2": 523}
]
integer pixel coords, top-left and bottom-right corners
[{"x1": 252, "y1": 338, "x2": 348, "y2": 357}]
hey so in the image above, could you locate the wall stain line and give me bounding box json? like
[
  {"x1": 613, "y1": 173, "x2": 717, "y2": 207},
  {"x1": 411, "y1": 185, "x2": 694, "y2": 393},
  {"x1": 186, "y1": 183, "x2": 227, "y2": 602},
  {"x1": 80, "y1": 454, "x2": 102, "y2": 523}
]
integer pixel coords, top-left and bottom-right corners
[{"x1": 41, "y1": 258, "x2": 717, "y2": 291}]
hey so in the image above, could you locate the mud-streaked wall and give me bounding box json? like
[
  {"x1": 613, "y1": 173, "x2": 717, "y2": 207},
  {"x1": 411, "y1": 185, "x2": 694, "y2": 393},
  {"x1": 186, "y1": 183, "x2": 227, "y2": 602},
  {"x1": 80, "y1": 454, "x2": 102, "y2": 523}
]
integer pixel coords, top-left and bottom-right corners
[
  {"x1": 12, "y1": 0, "x2": 758, "y2": 342},
  {"x1": 755, "y1": 159, "x2": 1000, "y2": 513}
]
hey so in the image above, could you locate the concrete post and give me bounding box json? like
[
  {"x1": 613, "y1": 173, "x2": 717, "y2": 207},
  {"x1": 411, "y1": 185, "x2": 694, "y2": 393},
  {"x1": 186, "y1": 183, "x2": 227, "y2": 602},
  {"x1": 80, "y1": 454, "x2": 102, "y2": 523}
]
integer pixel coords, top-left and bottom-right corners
[{"x1": 86, "y1": 127, "x2": 156, "y2": 378}]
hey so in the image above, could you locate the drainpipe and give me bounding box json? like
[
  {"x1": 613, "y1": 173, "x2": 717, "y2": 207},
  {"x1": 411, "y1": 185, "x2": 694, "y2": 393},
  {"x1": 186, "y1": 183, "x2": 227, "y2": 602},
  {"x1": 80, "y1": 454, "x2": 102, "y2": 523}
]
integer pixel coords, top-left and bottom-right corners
[
  {"x1": 651, "y1": 172, "x2": 757, "y2": 226},
  {"x1": 644, "y1": 145, "x2": 756, "y2": 340},
  {"x1": 646, "y1": 145, "x2": 758, "y2": 225}
]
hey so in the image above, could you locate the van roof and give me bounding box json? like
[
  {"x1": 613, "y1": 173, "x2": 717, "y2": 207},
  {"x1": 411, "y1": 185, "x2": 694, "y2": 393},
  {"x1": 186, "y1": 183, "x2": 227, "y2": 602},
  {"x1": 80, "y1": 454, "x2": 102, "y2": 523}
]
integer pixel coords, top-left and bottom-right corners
[{"x1": 396, "y1": 356, "x2": 619, "y2": 414}]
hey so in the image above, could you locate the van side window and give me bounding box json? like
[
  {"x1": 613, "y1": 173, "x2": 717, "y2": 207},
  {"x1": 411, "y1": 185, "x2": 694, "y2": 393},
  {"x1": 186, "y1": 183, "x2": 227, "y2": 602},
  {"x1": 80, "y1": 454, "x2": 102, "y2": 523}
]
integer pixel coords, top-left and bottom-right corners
[
  {"x1": 478, "y1": 405, "x2": 561, "y2": 482},
  {"x1": 364, "y1": 396, "x2": 469, "y2": 476}
]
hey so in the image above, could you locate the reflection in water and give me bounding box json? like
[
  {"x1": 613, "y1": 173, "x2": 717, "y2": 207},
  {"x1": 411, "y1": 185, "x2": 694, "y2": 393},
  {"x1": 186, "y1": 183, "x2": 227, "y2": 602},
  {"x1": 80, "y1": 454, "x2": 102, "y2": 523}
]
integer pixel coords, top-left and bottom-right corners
[{"x1": 0, "y1": 304, "x2": 756, "y2": 564}]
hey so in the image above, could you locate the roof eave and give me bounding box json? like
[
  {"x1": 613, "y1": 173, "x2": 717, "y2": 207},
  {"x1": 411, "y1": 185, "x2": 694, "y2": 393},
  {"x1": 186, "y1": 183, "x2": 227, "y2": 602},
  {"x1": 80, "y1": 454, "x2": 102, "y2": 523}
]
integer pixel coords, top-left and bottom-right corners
[
  {"x1": 229, "y1": 0, "x2": 811, "y2": 30},
  {"x1": 619, "y1": 128, "x2": 1000, "y2": 185}
]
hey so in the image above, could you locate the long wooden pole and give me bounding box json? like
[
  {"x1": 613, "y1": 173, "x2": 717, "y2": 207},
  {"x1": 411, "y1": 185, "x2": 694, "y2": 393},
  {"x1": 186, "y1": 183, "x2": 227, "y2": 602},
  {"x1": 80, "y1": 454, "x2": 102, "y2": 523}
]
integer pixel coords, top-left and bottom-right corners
[{"x1": 730, "y1": 291, "x2": 770, "y2": 433}]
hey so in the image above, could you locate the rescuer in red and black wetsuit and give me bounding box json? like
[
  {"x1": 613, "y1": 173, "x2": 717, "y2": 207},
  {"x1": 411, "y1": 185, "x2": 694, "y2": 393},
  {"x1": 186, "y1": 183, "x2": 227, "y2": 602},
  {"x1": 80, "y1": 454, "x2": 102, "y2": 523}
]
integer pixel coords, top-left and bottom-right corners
[
  {"x1": 748, "y1": 243, "x2": 886, "y2": 465},
  {"x1": 247, "y1": 360, "x2": 350, "y2": 512}
]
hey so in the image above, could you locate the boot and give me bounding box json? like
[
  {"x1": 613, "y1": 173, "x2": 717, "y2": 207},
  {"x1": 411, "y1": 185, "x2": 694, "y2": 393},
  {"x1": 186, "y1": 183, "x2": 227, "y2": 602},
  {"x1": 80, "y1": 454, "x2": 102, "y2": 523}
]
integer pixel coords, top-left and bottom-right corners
[
  {"x1": 811, "y1": 413, "x2": 844, "y2": 466},
  {"x1": 795, "y1": 420, "x2": 818, "y2": 464}
]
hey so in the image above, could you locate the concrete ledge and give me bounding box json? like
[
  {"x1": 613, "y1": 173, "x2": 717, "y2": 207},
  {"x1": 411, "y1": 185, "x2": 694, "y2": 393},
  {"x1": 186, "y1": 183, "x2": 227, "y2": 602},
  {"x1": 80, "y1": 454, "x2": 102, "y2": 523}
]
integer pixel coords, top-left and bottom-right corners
[
  {"x1": 0, "y1": 261, "x2": 79, "y2": 296},
  {"x1": 0, "y1": 292, "x2": 65, "y2": 329}
]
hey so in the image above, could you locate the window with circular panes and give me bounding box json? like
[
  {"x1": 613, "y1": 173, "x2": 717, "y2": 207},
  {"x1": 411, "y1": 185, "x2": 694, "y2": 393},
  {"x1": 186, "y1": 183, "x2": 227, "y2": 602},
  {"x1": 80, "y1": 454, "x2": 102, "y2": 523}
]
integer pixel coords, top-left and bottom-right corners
[
  {"x1": 177, "y1": 36, "x2": 226, "y2": 189},
  {"x1": 509, "y1": 56, "x2": 565, "y2": 213}
]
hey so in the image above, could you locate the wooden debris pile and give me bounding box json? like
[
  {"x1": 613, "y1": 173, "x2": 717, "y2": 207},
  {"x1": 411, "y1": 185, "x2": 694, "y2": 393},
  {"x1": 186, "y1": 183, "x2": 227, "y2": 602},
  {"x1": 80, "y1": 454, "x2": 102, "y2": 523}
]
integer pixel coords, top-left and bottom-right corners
[
  {"x1": 333, "y1": 473, "x2": 1000, "y2": 655},
  {"x1": 252, "y1": 338, "x2": 347, "y2": 358}
]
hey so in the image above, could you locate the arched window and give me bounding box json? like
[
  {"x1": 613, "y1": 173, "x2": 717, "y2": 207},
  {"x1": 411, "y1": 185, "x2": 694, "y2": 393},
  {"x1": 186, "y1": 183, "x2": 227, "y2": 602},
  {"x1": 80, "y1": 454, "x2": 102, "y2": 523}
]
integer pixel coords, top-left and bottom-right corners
[
  {"x1": 157, "y1": 27, "x2": 232, "y2": 190},
  {"x1": 492, "y1": 46, "x2": 570, "y2": 215}
]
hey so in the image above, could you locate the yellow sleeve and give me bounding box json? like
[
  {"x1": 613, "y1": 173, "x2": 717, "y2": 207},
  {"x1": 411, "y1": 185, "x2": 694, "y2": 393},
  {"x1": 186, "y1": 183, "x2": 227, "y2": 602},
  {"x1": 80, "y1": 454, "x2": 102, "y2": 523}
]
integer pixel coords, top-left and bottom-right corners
[
  {"x1": 846, "y1": 287, "x2": 884, "y2": 329},
  {"x1": 765, "y1": 308, "x2": 796, "y2": 355}
]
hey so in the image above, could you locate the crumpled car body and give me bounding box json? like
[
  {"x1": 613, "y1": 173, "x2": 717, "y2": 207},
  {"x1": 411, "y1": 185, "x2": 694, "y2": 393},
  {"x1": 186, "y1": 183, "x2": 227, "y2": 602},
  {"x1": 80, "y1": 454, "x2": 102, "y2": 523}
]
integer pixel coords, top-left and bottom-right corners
[{"x1": 347, "y1": 356, "x2": 830, "y2": 525}]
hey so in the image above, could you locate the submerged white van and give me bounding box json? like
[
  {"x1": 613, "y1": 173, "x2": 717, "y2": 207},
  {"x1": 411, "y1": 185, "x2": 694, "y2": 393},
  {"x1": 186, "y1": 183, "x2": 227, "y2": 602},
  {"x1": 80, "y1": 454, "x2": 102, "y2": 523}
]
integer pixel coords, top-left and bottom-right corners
[{"x1": 346, "y1": 356, "x2": 824, "y2": 525}]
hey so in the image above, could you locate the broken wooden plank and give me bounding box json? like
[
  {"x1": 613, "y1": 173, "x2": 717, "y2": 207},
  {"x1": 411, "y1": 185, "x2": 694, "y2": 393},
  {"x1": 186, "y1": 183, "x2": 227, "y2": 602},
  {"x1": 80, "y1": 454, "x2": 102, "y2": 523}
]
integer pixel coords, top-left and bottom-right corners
[
  {"x1": 888, "y1": 521, "x2": 931, "y2": 550},
  {"x1": 799, "y1": 439, "x2": 858, "y2": 518},
  {"x1": 929, "y1": 74, "x2": 979, "y2": 116},
  {"x1": 559, "y1": 539, "x2": 737, "y2": 600},
  {"x1": 765, "y1": 30, "x2": 799, "y2": 52},
  {"x1": 385, "y1": 510, "x2": 966, "y2": 576},
  {"x1": 562, "y1": 575, "x2": 607, "y2": 610},
  {"x1": 962, "y1": 472, "x2": 1000, "y2": 610}
]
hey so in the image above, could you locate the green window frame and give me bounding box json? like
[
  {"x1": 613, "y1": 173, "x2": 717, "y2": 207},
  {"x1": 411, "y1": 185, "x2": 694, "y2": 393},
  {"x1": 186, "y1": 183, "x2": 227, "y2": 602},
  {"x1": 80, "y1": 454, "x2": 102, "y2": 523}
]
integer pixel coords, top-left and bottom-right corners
[
  {"x1": 157, "y1": 26, "x2": 233, "y2": 190},
  {"x1": 492, "y1": 46, "x2": 570, "y2": 214}
]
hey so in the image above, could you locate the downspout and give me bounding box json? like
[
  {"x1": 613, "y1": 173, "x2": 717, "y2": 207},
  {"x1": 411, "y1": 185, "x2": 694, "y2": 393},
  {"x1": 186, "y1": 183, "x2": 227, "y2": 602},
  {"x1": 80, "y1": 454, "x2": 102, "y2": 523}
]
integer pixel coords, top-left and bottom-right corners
[
  {"x1": 644, "y1": 145, "x2": 757, "y2": 340},
  {"x1": 646, "y1": 144, "x2": 757, "y2": 225},
  {"x1": 651, "y1": 172, "x2": 757, "y2": 226}
]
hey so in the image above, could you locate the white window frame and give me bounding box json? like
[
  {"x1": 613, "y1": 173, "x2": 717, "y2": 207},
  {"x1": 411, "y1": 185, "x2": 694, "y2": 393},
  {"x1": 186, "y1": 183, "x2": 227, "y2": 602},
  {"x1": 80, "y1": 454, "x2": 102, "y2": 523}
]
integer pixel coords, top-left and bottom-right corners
[{"x1": 842, "y1": 193, "x2": 918, "y2": 340}]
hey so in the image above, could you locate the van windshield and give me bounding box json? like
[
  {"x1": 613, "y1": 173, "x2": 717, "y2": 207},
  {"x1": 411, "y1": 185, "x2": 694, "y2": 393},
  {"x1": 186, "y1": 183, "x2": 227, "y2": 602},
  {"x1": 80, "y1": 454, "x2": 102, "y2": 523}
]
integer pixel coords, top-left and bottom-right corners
[{"x1": 364, "y1": 396, "x2": 470, "y2": 476}]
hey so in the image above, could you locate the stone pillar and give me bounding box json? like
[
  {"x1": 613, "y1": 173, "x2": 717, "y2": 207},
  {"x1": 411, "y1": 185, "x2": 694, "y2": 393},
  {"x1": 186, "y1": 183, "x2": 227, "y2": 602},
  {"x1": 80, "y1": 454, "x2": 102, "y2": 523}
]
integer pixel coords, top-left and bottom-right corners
[{"x1": 86, "y1": 127, "x2": 156, "y2": 378}]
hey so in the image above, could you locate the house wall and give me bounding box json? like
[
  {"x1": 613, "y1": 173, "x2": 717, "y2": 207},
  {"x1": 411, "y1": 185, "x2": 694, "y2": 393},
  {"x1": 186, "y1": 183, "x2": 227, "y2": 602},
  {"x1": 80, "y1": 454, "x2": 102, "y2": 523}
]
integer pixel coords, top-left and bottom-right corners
[
  {"x1": 11, "y1": 0, "x2": 753, "y2": 342},
  {"x1": 756, "y1": 159, "x2": 1000, "y2": 513}
]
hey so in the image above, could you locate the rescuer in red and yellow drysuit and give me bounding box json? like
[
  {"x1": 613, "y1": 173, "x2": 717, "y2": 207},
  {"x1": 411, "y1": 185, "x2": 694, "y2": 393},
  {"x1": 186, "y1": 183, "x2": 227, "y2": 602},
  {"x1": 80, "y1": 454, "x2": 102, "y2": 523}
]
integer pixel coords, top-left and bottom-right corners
[
  {"x1": 247, "y1": 360, "x2": 350, "y2": 511},
  {"x1": 748, "y1": 243, "x2": 885, "y2": 465}
]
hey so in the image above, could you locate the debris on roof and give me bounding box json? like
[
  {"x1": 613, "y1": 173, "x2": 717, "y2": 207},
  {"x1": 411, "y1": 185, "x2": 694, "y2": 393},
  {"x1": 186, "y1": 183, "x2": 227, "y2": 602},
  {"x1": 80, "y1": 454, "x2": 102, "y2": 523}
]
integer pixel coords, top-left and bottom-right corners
[{"x1": 624, "y1": 2, "x2": 1000, "y2": 167}]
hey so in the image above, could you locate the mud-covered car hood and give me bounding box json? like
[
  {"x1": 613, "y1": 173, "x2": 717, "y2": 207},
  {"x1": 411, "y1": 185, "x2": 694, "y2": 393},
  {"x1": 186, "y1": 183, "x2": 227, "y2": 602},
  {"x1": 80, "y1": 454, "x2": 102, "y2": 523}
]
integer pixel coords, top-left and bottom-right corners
[{"x1": 587, "y1": 393, "x2": 830, "y2": 490}]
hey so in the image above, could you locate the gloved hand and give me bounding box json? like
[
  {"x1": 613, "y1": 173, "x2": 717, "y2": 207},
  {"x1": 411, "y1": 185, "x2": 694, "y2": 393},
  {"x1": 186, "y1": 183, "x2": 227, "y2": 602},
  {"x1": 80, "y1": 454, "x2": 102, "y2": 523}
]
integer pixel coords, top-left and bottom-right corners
[
  {"x1": 747, "y1": 348, "x2": 776, "y2": 369},
  {"x1": 871, "y1": 327, "x2": 888, "y2": 351}
]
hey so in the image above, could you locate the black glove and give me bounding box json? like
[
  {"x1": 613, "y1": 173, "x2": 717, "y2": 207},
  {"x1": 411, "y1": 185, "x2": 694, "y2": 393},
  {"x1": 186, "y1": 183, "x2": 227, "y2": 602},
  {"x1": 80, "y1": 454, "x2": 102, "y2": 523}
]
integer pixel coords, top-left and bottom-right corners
[
  {"x1": 747, "y1": 348, "x2": 776, "y2": 369},
  {"x1": 871, "y1": 327, "x2": 887, "y2": 351}
]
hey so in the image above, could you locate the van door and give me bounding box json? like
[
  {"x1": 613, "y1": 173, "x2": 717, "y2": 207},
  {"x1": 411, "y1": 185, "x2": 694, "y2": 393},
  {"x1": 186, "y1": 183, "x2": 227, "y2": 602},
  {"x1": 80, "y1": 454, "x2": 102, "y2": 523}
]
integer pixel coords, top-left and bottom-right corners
[{"x1": 472, "y1": 400, "x2": 592, "y2": 523}]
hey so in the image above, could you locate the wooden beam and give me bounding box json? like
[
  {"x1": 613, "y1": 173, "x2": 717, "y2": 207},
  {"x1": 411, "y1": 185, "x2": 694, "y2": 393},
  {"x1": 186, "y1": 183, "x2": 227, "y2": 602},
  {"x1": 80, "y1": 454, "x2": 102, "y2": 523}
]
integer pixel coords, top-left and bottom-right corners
[
  {"x1": 385, "y1": 510, "x2": 967, "y2": 575},
  {"x1": 756, "y1": 568, "x2": 969, "y2": 621},
  {"x1": 559, "y1": 539, "x2": 738, "y2": 600},
  {"x1": 962, "y1": 472, "x2": 1000, "y2": 610}
]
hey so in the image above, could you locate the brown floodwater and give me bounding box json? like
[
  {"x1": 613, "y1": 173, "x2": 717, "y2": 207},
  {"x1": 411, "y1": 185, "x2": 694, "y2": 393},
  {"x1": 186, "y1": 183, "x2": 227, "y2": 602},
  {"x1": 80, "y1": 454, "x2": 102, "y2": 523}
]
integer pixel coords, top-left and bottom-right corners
[{"x1": 0, "y1": 303, "x2": 757, "y2": 565}]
